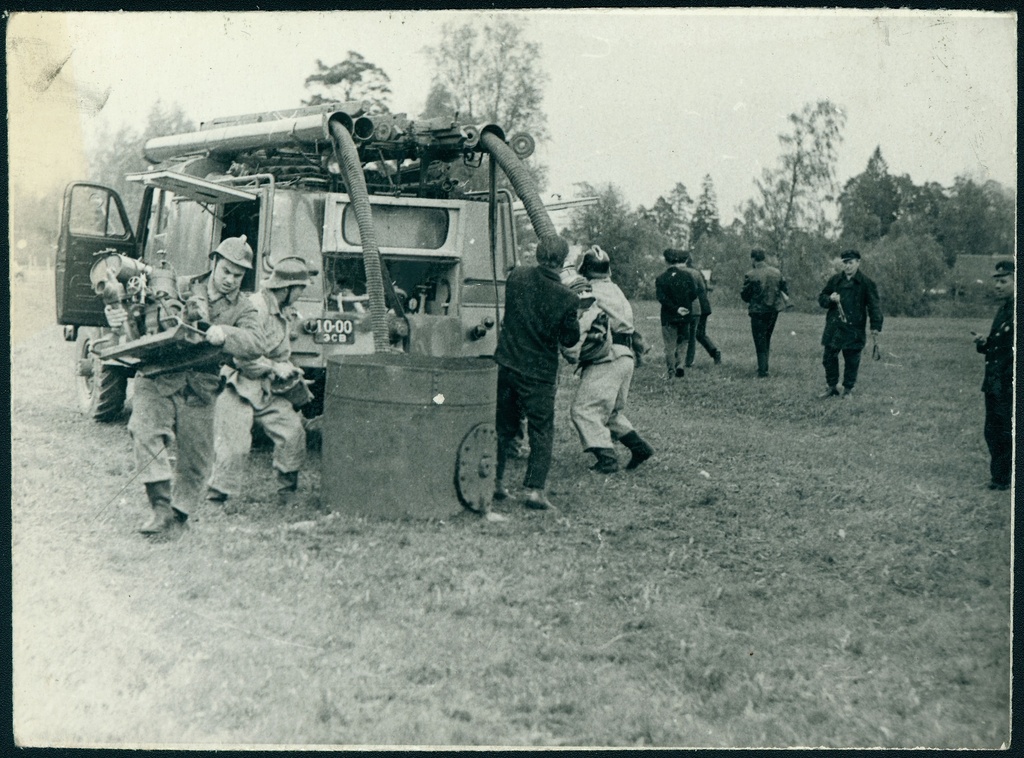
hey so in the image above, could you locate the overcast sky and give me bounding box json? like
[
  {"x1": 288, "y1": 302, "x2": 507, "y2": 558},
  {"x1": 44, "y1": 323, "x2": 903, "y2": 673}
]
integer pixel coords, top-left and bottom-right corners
[{"x1": 7, "y1": 9, "x2": 1016, "y2": 222}]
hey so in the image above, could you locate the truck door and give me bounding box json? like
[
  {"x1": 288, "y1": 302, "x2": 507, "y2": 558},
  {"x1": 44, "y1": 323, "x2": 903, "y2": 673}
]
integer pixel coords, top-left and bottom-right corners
[{"x1": 55, "y1": 183, "x2": 136, "y2": 327}]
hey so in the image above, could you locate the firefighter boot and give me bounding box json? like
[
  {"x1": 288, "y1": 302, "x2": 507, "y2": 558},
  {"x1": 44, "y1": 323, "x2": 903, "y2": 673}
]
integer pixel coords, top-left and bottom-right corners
[
  {"x1": 277, "y1": 471, "x2": 300, "y2": 507},
  {"x1": 588, "y1": 448, "x2": 620, "y2": 474},
  {"x1": 620, "y1": 431, "x2": 654, "y2": 470},
  {"x1": 139, "y1": 480, "x2": 179, "y2": 535}
]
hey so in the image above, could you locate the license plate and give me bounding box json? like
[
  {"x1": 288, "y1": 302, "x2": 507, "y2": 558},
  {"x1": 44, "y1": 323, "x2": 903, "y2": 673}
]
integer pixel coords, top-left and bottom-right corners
[{"x1": 312, "y1": 317, "x2": 356, "y2": 344}]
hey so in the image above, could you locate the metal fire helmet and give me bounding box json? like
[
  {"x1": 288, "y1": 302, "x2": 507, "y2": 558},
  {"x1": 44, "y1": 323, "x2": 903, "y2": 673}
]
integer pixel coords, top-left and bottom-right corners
[
  {"x1": 265, "y1": 256, "x2": 317, "y2": 290},
  {"x1": 210, "y1": 235, "x2": 254, "y2": 270}
]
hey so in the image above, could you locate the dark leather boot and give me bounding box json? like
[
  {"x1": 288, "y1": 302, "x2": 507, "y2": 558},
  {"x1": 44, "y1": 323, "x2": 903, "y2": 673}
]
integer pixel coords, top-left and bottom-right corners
[
  {"x1": 619, "y1": 431, "x2": 654, "y2": 470},
  {"x1": 277, "y1": 470, "x2": 300, "y2": 507},
  {"x1": 588, "y1": 448, "x2": 620, "y2": 474},
  {"x1": 140, "y1": 480, "x2": 179, "y2": 535}
]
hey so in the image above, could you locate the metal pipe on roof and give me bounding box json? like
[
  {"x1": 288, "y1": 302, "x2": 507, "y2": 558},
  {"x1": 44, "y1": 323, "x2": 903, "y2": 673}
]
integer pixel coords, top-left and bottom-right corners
[{"x1": 143, "y1": 107, "x2": 364, "y2": 163}]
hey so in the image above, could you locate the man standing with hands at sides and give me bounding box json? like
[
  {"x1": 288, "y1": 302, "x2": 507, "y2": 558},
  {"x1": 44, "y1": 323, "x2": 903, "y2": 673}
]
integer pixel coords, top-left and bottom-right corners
[
  {"x1": 207, "y1": 256, "x2": 315, "y2": 508},
  {"x1": 105, "y1": 236, "x2": 263, "y2": 537},
  {"x1": 655, "y1": 247, "x2": 698, "y2": 379},
  {"x1": 817, "y1": 249, "x2": 883, "y2": 399},
  {"x1": 493, "y1": 236, "x2": 581, "y2": 512},
  {"x1": 741, "y1": 248, "x2": 788, "y2": 378},
  {"x1": 974, "y1": 260, "x2": 1014, "y2": 491}
]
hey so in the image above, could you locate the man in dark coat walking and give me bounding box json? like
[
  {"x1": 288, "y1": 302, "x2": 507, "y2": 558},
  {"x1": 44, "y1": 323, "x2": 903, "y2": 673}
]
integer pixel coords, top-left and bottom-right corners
[
  {"x1": 817, "y1": 249, "x2": 883, "y2": 399},
  {"x1": 974, "y1": 259, "x2": 1014, "y2": 490},
  {"x1": 682, "y1": 253, "x2": 721, "y2": 367}
]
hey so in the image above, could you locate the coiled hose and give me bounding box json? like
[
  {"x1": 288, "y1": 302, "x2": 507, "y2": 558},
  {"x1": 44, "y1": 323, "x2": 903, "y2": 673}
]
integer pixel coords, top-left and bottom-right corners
[{"x1": 329, "y1": 118, "x2": 390, "y2": 352}]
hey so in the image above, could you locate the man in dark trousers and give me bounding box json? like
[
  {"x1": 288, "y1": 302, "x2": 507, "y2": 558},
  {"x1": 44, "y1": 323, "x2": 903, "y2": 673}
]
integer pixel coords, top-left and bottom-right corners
[
  {"x1": 655, "y1": 248, "x2": 698, "y2": 379},
  {"x1": 682, "y1": 252, "x2": 721, "y2": 367},
  {"x1": 741, "y1": 248, "x2": 788, "y2": 378},
  {"x1": 974, "y1": 259, "x2": 1014, "y2": 491},
  {"x1": 817, "y1": 249, "x2": 883, "y2": 399},
  {"x1": 493, "y1": 236, "x2": 581, "y2": 511}
]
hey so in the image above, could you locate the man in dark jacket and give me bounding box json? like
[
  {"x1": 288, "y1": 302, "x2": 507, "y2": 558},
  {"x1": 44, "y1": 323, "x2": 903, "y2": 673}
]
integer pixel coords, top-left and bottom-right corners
[
  {"x1": 974, "y1": 259, "x2": 1014, "y2": 490},
  {"x1": 655, "y1": 248, "x2": 698, "y2": 378},
  {"x1": 741, "y1": 248, "x2": 788, "y2": 378},
  {"x1": 493, "y1": 236, "x2": 581, "y2": 511},
  {"x1": 817, "y1": 249, "x2": 883, "y2": 399}
]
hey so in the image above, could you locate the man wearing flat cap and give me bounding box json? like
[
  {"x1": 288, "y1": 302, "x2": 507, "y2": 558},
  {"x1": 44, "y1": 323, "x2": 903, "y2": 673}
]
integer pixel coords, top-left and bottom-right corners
[
  {"x1": 974, "y1": 259, "x2": 1014, "y2": 491},
  {"x1": 207, "y1": 255, "x2": 316, "y2": 507},
  {"x1": 817, "y1": 249, "x2": 883, "y2": 399},
  {"x1": 655, "y1": 248, "x2": 699, "y2": 378}
]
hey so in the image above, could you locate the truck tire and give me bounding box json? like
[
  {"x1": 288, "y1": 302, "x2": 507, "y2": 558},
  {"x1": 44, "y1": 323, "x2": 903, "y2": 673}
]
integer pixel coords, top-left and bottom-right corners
[{"x1": 75, "y1": 327, "x2": 128, "y2": 422}]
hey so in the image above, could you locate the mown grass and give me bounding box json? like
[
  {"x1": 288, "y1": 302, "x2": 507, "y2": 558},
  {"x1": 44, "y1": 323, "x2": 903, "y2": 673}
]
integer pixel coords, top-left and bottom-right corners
[{"x1": 11, "y1": 271, "x2": 1011, "y2": 748}]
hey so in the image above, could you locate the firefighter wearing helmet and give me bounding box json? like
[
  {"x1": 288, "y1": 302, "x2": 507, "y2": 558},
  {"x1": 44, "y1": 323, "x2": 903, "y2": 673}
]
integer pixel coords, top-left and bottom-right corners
[
  {"x1": 108, "y1": 235, "x2": 263, "y2": 537},
  {"x1": 207, "y1": 255, "x2": 317, "y2": 507},
  {"x1": 566, "y1": 245, "x2": 654, "y2": 473}
]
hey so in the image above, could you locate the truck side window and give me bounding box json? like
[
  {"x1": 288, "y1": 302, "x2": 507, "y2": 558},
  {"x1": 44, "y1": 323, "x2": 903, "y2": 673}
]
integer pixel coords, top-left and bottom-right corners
[{"x1": 68, "y1": 186, "x2": 126, "y2": 237}]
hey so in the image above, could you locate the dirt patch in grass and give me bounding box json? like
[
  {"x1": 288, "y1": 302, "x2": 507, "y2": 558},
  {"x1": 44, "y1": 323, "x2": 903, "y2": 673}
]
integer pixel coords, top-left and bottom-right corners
[{"x1": 11, "y1": 273, "x2": 1011, "y2": 748}]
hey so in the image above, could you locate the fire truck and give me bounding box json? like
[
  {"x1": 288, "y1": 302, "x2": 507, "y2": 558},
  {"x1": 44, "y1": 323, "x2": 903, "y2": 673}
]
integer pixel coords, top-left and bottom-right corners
[{"x1": 56, "y1": 102, "x2": 561, "y2": 421}]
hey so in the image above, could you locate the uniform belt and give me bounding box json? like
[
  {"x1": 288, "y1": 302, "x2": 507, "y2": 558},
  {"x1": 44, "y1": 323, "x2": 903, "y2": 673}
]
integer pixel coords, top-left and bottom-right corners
[{"x1": 612, "y1": 332, "x2": 633, "y2": 347}]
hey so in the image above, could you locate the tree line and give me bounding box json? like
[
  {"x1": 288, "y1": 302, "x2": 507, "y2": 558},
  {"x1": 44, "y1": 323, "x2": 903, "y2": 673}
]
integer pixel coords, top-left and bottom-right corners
[
  {"x1": 18, "y1": 17, "x2": 1013, "y2": 319},
  {"x1": 562, "y1": 101, "x2": 1013, "y2": 317}
]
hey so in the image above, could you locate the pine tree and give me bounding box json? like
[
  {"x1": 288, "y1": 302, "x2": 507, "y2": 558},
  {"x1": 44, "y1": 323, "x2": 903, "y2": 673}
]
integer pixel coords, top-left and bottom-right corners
[
  {"x1": 303, "y1": 53, "x2": 392, "y2": 113},
  {"x1": 690, "y1": 174, "x2": 722, "y2": 245}
]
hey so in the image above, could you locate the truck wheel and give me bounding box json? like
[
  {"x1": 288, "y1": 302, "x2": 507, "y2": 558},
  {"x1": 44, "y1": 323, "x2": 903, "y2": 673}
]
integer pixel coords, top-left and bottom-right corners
[{"x1": 75, "y1": 327, "x2": 128, "y2": 422}]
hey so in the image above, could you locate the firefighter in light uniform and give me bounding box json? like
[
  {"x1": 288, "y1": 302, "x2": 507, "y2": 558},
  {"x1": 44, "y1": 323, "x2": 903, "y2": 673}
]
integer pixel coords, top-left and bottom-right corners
[
  {"x1": 109, "y1": 236, "x2": 263, "y2": 536},
  {"x1": 207, "y1": 256, "x2": 315, "y2": 507},
  {"x1": 567, "y1": 246, "x2": 654, "y2": 474}
]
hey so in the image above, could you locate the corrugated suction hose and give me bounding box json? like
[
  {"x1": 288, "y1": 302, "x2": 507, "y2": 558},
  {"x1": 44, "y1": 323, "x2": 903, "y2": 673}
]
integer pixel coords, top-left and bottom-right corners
[
  {"x1": 329, "y1": 118, "x2": 390, "y2": 352},
  {"x1": 479, "y1": 130, "x2": 557, "y2": 243}
]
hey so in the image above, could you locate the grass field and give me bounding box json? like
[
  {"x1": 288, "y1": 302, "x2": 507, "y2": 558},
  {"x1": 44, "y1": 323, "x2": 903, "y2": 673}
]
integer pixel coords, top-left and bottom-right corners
[{"x1": 11, "y1": 269, "x2": 1012, "y2": 748}]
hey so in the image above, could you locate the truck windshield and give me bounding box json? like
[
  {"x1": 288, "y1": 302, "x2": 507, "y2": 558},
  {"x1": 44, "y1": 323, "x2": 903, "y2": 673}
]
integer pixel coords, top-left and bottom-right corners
[{"x1": 342, "y1": 204, "x2": 449, "y2": 250}]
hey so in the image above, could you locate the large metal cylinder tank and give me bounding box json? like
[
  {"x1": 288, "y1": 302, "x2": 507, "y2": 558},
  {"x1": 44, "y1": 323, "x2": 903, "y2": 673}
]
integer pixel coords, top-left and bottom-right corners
[{"x1": 322, "y1": 353, "x2": 498, "y2": 519}]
